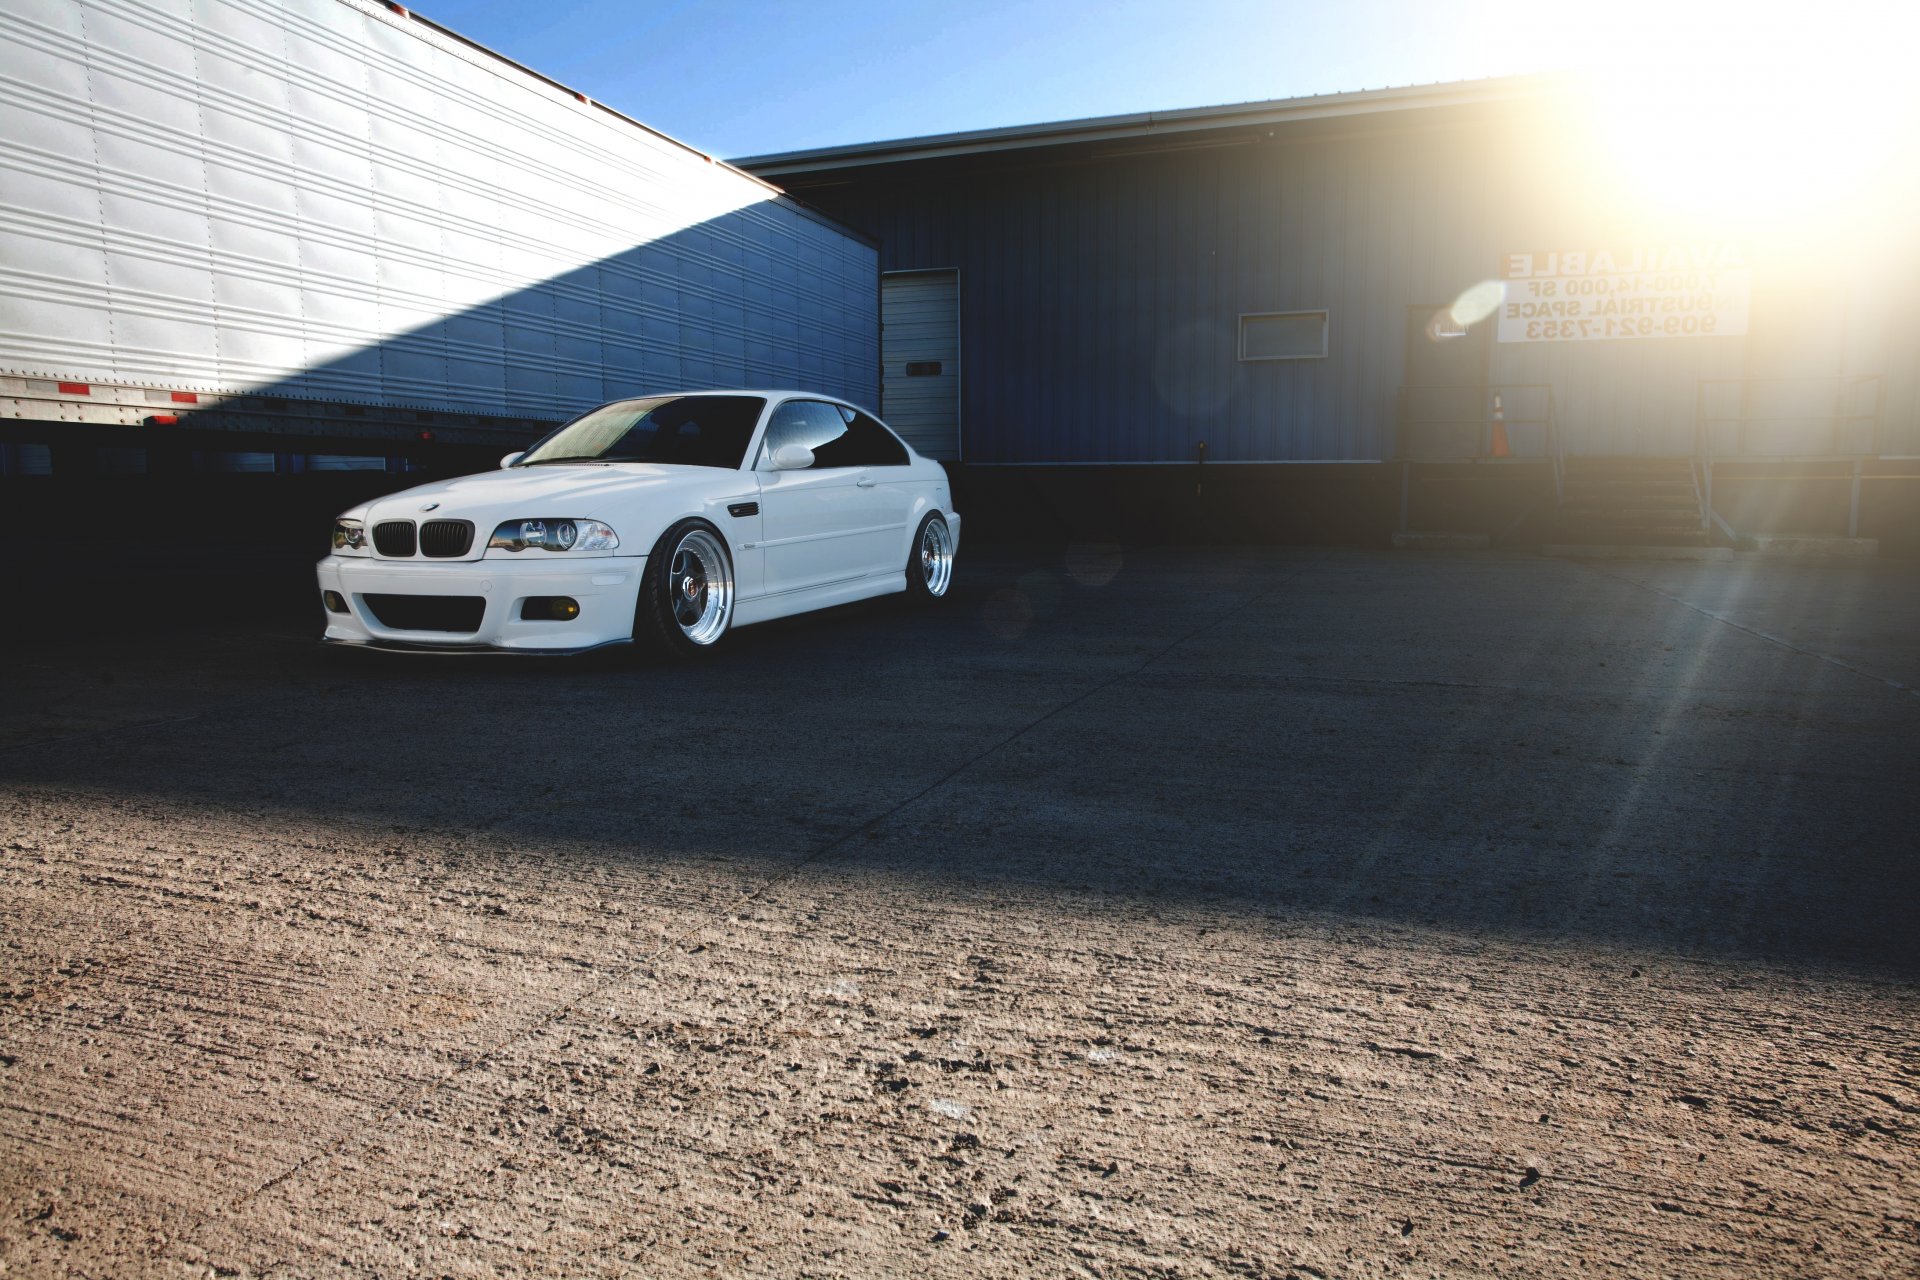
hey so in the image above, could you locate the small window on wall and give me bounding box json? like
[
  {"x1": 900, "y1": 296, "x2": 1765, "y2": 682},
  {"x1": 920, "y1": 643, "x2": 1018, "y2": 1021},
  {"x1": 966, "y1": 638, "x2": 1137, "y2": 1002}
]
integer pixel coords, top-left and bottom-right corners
[{"x1": 1239, "y1": 310, "x2": 1329, "y2": 361}]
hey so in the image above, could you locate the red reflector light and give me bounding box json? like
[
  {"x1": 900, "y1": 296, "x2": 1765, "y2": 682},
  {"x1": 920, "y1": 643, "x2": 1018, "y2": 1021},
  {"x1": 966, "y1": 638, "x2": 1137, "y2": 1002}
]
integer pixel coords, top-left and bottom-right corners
[
  {"x1": 149, "y1": 414, "x2": 179, "y2": 425},
  {"x1": 170, "y1": 391, "x2": 198, "y2": 404},
  {"x1": 416, "y1": 429, "x2": 435, "y2": 442},
  {"x1": 58, "y1": 381, "x2": 90, "y2": 395}
]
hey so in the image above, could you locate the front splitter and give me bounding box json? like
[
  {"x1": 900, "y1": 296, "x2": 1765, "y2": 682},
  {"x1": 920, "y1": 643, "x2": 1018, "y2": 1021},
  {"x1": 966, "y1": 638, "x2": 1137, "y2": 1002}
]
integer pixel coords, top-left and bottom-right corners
[{"x1": 320, "y1": 636, "x2": 635, "y2": 658}]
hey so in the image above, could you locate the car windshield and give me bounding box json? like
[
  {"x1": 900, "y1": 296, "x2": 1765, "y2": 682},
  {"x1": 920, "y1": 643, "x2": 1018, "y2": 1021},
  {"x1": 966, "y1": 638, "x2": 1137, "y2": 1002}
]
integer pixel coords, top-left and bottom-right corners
[{"x1": 517, "y1": 395, "x2": 766, "y2": 470}]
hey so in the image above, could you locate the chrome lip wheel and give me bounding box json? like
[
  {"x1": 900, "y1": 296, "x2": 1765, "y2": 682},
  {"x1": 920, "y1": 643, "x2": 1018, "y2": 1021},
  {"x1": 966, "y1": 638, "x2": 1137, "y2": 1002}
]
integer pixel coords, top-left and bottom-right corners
[
  {"x1": 667, "y1": 529, "x2": 732, "y2": 645},
  {"x1": 919, "y1": 518, "x2": 954, "y2": 596}
]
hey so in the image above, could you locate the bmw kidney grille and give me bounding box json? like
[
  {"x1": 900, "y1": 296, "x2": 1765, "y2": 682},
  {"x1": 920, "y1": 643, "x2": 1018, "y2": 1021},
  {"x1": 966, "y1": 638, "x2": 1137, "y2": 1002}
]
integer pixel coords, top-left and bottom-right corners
[
  {"x1": 373, "y1": 518, "x2": 473, "y2": 558},
  {"x1": 373, "y1": 520, "x2": 416, "y2": 557},
  {"x1": 419, "y1": 519, "x2": 475, "y2": 558}
]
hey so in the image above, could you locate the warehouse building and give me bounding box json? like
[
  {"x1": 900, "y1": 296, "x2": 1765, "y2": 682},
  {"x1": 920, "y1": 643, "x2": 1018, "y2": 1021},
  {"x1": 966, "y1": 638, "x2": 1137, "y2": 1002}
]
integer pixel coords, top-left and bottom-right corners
[
  {"x1": 742, "y1": 81, "x2": 1920, "y2": 548},
  {"x1": 5, "y1": 2, "x2": 1914, "y2": 556}
]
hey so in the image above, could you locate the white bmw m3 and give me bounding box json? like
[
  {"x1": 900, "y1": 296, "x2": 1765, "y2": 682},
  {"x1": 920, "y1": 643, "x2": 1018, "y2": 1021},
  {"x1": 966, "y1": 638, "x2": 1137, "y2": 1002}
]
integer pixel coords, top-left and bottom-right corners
[{"x1": 316, "y1": 391, "x2": 960, "y2": 657}]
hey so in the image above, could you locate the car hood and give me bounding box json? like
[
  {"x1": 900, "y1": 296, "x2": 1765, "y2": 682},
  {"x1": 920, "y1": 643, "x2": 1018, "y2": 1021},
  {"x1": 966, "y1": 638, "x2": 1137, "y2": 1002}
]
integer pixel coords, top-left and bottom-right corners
[{"x1": 356, "y1": 463, "x2": 737, "y2": 554}]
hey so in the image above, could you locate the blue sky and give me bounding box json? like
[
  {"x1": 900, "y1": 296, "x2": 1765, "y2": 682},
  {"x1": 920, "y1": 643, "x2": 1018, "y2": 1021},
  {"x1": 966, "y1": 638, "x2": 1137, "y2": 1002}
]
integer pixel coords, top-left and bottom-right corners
[
  {"x1": 408, "y1": 0, "x2": 1906, "y2": 160},
  {"x1": 410, "y1": 0, "x2": 1575, "y2": 158}
]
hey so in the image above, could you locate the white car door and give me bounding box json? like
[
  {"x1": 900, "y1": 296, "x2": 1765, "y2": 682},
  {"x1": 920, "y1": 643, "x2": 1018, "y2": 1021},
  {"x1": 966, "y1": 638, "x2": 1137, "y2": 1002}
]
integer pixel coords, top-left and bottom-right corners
[
  {"x1": 756, "y1": 400, "x2": 896, "y2": 595},
  {"x1": 837, "y1": 406, "x2": 917, "y2": 575}
]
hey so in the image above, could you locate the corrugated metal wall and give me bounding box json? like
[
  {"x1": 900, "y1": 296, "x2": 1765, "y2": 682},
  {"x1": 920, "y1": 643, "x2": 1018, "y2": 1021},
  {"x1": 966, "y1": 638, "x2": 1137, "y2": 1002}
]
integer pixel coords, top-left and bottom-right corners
[
  {"x1": 0, "y1": 0, "x2": 878, "y2": 418},
  {"x1": 796, "y1": 122, "x2": 1915, "y2": 462}
]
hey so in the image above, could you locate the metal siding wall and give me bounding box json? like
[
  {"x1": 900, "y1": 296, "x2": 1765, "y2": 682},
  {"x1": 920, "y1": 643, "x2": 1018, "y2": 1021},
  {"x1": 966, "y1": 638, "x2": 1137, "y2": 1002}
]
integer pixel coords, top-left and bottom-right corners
[
  {"x1": 797, "y1": 114, "x2": 1904, "y2": 463},
  {"x1": 0, "y1": 0, "x2": 877, "y2": 416},
  {"x1": 837, "y1": 138, "x2": 1313, "y2": 460}
]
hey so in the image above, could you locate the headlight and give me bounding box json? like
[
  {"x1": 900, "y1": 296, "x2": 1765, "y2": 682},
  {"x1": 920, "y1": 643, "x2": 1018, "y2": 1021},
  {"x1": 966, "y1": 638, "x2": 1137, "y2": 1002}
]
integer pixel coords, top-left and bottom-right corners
[
  {"x1": 332, "y1": 518, "x2": 368, "y2": 554},
  {"x1": 487, "y1": 518, "x2": 619, "y2": 553}
]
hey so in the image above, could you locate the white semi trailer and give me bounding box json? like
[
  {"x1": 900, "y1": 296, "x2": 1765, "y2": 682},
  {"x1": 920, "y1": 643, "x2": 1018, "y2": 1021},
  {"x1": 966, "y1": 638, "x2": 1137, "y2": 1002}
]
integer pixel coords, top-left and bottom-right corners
[{"x1": 0, "y1": 0, "x2": 879, "y2": 470}]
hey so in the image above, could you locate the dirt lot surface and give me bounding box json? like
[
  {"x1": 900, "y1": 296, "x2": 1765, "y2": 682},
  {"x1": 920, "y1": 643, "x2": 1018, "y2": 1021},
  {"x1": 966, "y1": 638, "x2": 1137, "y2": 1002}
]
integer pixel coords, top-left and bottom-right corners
[{"x1": 2, "y1": 546, "x2": 1916, "y2": 1278}]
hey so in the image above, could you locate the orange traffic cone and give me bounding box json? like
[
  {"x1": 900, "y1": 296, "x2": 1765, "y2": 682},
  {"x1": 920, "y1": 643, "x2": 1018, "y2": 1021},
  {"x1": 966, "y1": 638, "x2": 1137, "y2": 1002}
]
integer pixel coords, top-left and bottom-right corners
[{"x1": 1490, "y1": 394, "x2": 1511, "y2": 458}]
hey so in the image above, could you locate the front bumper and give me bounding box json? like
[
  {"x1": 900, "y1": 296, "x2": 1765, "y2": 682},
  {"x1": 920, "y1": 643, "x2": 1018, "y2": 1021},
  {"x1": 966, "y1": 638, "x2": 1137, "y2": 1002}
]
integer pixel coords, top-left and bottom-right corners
[{"x1": 316, "y1": 554, "x2": 645, "y2": 653}]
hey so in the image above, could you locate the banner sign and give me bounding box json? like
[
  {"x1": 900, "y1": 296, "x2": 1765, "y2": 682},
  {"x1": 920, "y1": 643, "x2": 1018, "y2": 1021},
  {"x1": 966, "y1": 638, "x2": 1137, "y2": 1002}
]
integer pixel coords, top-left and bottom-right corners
[{"x1": 1496, "y1": 245, "x2": 1750, "y2": 343}]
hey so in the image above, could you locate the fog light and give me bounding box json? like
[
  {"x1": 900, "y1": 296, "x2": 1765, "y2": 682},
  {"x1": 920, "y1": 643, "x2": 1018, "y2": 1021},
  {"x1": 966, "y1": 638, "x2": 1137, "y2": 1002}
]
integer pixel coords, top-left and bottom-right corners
[
  {"x1": 521, "y1": 595, "x2": 580, "y2": 621},
  {"x1": 323, "y1": 590, "x2": 348, "y2": 614}
]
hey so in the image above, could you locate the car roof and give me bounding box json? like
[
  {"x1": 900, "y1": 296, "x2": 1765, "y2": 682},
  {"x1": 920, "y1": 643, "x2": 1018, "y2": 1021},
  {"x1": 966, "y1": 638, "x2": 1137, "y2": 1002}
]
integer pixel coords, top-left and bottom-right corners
[
  {"x1": 626, "y1": 389, "x2": 843, "y2": 401},
  {"x1": 606, "y1": 389, "x2": 890, "y2": 420}
]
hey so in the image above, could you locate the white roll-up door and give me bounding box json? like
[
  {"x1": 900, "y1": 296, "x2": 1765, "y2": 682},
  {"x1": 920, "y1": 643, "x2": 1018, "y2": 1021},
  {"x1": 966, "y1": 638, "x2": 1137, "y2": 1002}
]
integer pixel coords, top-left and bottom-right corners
[{"x1": 881, "y1": 271, "x2": 960, "y2": 460}]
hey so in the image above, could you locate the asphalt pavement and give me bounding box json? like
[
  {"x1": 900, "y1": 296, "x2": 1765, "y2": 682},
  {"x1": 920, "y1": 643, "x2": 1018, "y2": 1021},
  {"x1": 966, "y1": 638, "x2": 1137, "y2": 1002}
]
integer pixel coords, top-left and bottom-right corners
[{"x1": 2, "y1": 545, "x2": 1916, "y2": 1277}]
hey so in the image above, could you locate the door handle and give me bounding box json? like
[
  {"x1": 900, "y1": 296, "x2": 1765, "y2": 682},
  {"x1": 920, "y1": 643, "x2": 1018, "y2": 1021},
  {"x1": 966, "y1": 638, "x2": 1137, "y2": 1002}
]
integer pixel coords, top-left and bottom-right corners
[{"x1": 856, "y1": 476, "x2": 878, "y2": 487}]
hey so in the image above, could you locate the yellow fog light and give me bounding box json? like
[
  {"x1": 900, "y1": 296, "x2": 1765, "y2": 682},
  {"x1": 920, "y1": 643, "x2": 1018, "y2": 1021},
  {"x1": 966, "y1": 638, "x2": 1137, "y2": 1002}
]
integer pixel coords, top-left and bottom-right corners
[{"x1": 520, "y1": 596, "x2": 580, "y2": 621}]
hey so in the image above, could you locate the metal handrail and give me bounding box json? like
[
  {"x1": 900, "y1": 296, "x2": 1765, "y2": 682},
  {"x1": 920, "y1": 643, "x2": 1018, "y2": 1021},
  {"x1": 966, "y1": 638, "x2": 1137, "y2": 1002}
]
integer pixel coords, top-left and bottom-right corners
[
  {"x1": 1694, "y1": 389, "x2": 1713, "y2": 531},
  {"x1": 1693, "y1": 373, "x2": 1884, "y2": 460},
  {"x1": 1547, "y1": 385, "x2": 1564, "y2": 505},
  {"x1": 1693, "y1": 373, "x2": 1887, "y2": 538}
]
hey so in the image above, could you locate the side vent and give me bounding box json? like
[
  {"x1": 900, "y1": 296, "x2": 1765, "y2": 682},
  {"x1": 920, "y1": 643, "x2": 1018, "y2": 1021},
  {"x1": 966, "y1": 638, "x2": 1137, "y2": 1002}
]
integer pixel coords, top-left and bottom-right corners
[{"x1": 727, "y1": 502, "x2": 759, "y2": 518}]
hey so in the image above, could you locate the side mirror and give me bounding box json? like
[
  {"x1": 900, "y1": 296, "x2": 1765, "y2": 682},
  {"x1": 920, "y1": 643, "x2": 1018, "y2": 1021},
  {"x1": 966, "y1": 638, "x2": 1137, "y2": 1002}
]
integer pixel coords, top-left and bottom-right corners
[
  {"x1": 500, "y1": 452, "x2": 524, "y2": 469},
  {"x1": 769, "y1": 443, "x2": 814, "y2": 471}
]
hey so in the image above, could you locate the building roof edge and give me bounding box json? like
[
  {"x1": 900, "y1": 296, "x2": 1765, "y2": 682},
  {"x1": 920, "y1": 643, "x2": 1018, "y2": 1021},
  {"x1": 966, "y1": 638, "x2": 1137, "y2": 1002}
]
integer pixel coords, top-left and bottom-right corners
[{"x1": 734, "y1": 74, "x2": 1559, "y2": 175}]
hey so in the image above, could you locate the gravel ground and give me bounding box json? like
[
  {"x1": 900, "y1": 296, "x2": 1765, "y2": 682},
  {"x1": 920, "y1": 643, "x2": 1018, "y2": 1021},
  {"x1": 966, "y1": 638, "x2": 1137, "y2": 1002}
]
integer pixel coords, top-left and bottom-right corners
[{"x1": 1, "y1": 546, "x2": 1916, "y2": 1278}]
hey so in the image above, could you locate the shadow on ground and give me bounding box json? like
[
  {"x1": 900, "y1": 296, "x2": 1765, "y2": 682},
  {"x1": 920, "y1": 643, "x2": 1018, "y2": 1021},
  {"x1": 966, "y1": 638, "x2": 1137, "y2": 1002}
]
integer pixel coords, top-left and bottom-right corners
[{"x1": 3, "y1": 545, "x2": 1917, "y2": 973}]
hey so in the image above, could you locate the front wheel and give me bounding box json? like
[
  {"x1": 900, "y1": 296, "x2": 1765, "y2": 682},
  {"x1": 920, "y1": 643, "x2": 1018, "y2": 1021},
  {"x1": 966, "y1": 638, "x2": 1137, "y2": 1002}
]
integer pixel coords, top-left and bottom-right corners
[
  {"x1": 904, "y1": 512, "x2": 955, "y2": 603},
  {"x1": 634, "y1": 519, "x2": 735, "y2": 659}
]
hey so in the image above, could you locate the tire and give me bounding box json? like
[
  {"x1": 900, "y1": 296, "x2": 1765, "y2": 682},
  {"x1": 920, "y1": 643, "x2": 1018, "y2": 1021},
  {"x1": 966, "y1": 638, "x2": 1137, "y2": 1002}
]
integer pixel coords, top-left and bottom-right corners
[
  {"x1": 633, "y1": 519, "x2": 735, "y2": 659},
  {"x1": 904, "y1": 511, "x2": 955, "y2": 604}
]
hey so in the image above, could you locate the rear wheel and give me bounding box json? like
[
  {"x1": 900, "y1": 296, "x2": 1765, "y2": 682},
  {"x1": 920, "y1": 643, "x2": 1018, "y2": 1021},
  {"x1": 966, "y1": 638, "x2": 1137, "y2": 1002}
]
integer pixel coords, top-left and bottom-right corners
[
  {"x1": 634, "y1": 520, "x2": 734, "y2": 658},
  {"x1": 904, "y1": 512, "x2": 954, "y2": 603}
]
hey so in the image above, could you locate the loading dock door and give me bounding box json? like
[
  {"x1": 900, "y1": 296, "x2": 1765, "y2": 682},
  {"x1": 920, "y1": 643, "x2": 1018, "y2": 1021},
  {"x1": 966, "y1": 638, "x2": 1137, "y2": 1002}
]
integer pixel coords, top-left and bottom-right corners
[{"x1": 881, "y1": 271, "x2": 960, "y2": 460}]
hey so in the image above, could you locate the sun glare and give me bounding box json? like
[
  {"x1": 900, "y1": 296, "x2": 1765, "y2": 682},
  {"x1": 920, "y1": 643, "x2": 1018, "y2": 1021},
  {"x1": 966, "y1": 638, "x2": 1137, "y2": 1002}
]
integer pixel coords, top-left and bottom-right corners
[{"x1": 1566, "y1": 0, "x2": 1920, "y2": 232}]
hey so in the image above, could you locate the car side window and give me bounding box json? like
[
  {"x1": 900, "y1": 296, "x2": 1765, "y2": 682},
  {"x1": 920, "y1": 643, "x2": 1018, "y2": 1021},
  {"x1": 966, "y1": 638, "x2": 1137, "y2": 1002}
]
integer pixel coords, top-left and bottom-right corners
[
  {"x1": 760, "y1": 400, "x2": 849, "y2": 468},
  {"x1": 812, "y1": 405, "x2": 910, "y2": 468}
]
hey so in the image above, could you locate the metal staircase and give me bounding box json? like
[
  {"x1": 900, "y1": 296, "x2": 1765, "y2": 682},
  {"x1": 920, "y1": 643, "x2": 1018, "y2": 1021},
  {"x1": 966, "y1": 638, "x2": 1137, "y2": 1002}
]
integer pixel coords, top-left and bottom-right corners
[{"x1": 1550, "y1": 458, "x2": 1711, "y2": 547}]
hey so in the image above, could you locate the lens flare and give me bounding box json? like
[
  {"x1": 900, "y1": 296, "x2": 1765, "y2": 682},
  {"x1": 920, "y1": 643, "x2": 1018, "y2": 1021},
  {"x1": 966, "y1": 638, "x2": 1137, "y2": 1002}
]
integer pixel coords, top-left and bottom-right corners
[{"x1": 1449, "y1": 281, "x2": 1506, "y2": 329}]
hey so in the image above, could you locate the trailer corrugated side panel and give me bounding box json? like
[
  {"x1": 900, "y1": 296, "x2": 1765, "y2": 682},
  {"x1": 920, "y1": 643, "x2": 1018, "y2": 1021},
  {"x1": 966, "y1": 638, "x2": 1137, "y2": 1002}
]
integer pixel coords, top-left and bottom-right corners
[{"x1": 0, "y1": 0, "x2": 877, "y2": 416}]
